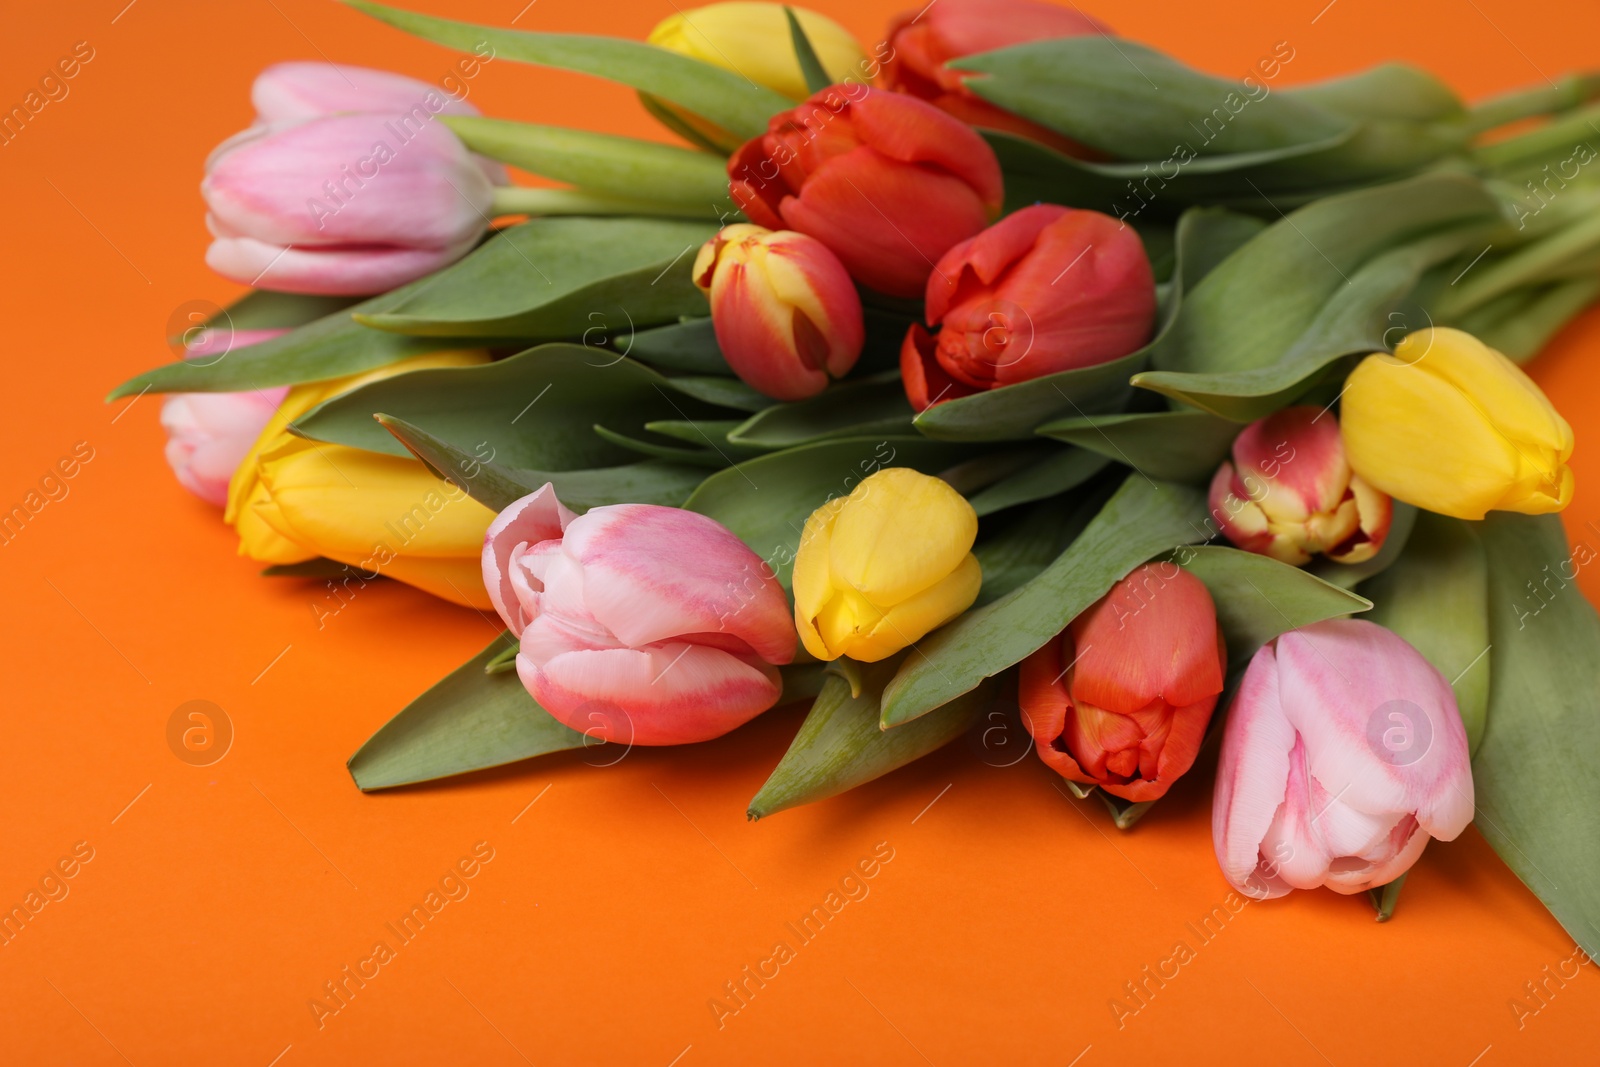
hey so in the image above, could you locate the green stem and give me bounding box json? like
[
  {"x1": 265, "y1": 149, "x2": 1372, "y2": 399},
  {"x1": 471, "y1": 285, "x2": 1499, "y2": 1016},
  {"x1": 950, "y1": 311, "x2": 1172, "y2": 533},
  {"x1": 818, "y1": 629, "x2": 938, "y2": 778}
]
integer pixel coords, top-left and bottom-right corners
[
  {"x1": 1473, "y1": 102, "x2": 1600, "y2": 173},
  {"x1": 1435, "y1": 210, "x2": 1600, "y2": 320},
  {"x1": 1462, "y1": 74, "x2": 1600, "y2": 138},
  {"x1": 490, "y1": 186, "x2": 731, "y2": 220},
  {"x1": 1369, "y1": 873, "x2": 1408, "y2": 922}
]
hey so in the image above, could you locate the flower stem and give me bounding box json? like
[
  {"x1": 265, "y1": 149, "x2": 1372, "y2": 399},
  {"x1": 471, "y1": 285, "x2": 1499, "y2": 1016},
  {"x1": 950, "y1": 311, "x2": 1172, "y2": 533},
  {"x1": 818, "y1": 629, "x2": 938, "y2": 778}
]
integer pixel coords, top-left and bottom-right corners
[
  {"x1": 1462, "y1": 74, "x2": 1600, "y2": 138},
  {"x1": 490, "y1": 185, "x2": 731, "y2": 220}
]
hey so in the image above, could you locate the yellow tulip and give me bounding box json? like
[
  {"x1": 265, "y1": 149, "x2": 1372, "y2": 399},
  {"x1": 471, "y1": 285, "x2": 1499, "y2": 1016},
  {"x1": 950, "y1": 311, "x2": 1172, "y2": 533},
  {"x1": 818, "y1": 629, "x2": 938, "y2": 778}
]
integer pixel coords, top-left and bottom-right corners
[
  {"x1": 225, "y1": 351, "x2": 497, "y2": 608},
  {"x1": 793, "y1": 467, "x2": 981, "y2": 662},
  {"x1": 649, "y1": 3, "x2": 867, "y2": 101},
  {"x1": 1340, "y1": 327, "x2": 1574, "y2": 520}
]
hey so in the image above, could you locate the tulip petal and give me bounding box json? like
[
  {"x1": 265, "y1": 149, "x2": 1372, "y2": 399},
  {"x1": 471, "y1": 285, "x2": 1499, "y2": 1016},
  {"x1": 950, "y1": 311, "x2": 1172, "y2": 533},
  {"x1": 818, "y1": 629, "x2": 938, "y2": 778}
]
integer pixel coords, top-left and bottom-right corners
[
  {"x1": 857, "y1": 552, "x2": 981, "y2": 661},
  {"x1": 1396, "y1": 329, "x2": 1574, "y2": 461},
  {"x1": 481, "y1": 484, "x2": 576, "y2": 634},
  {"x1": 899, "y1": 323, "x2": 977, "y2": 411},
  {"x1": 1018, "y1": 638, "x2": 1096, "y2": 786},
  {"x1": 849, "y1": 88, "x2": 1004, "y2": 214},
  {"x1": 793, "y1": 496, "x2": 846, "y2": 660},
  {"x1": 1213, "y1": 642, "x2": 1298, "y2": 897},
  {"x1": 826, "y1": 468, "x2": 978, "y2": 605},
  {"x1": 253, "y1": 61, "x2": 484, "y2": 123},
  {"x1": 1067, "y1": 563, "x2": 1224, "y2": 712},
  {"x1": 206, "y1": 233, "x2": 481, "y2": 297}
]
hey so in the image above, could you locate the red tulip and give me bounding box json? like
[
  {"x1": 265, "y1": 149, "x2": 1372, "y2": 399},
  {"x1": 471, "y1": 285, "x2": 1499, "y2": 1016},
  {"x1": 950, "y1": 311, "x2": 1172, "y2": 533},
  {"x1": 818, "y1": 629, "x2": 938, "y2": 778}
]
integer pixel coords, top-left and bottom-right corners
[
  {"x1": 879, "y1": 0, "x2": 1106, "y2": 153},
  {"x1": 1019, "y1": 563, "x2": 1225, "y2": 802},
  {"x1": 728, "y1": 84, "x2": 1004, "y2": 298},
  {"x1": 900, "y1": 204, "x2": 1155, "y2": 410}
]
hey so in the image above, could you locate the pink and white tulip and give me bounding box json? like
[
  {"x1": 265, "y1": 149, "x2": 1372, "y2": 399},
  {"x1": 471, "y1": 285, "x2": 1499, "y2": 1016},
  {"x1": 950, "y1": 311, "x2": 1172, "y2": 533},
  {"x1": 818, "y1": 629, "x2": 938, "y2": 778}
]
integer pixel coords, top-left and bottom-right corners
[
  {"x1": 251, "y1": 62, "x2": 484, "y2": 124},
  {"x1": 1209, "y1": 405, "x2": 1393, "y2": 566},
  {"x1": 1213, "y1": 619, "x2": 1474, "y2": 900},
  {"x1": 693, "y1": 224, "x2": 864, "y2": 401},
  {"x1": 160, "y1": 327, "x2": 288, "y2": 507},
  {"x1": 483, "y1": 486, "x2": 797, "y2": 745}
]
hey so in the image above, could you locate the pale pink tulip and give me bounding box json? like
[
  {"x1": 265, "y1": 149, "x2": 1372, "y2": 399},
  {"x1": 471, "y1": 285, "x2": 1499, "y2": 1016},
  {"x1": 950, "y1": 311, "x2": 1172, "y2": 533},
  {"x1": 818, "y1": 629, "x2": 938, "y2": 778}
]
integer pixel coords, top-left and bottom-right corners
[
  {"x1": 483, "y1": 486, "x2": 797, "y2": 745},
  {"x1": 160, "y1": 327, "x2": 289, "y2": 506},
  {"x1": 252, "y1": 61, "x2": 484, "y2": 124},
  {"x1": 1213, "y1": 619, "x2": 1474, "y2": 899}
]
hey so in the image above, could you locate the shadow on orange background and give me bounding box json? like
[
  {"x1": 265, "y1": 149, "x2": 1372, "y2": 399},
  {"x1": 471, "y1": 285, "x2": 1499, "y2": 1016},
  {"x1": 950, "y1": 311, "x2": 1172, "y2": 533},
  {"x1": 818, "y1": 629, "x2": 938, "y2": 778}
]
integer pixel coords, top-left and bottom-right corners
[{"x1": 0, "y1": 0, "x2": 1596, "y2": 1063}]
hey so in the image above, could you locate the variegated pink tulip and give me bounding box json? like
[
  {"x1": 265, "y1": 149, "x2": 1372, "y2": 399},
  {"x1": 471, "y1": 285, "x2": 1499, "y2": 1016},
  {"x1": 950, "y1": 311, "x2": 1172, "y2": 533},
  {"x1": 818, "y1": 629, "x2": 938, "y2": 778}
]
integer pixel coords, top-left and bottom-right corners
[
  {"x1": 1209, "y1": 405, "x2": 1393, "y2": 566},
  {"x1": 693, "y1": 224, "x2": 864, "y2": 400},
  {"x1": 1213, "y1": 619, "x2": 1474, "y2": 899},
  {"x1": 160, "y1": 327, "x2": 289, "y2": 507},
  {"x1": 483, "y1": 486, "x2": 797, "y2": 745}
]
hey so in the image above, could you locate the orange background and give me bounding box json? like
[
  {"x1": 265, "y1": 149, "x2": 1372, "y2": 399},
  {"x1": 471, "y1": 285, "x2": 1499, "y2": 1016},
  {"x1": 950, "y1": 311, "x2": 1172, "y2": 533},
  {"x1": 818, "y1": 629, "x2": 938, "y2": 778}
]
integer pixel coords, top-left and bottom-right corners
[{"x1": 2, "y1": 0, "x2": 1598, "y2": 1063}]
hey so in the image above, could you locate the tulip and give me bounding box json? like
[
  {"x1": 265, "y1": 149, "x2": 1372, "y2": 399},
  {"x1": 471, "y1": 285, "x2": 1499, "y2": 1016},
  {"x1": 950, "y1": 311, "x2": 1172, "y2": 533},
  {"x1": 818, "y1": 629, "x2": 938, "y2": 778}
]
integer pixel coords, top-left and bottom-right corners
[
  {"x1": 251, "y1": 61, "x2": 485, "y2": 124},
  {"x1": 879, "y1": 0, "x2": 1106, "y2": 153},
  {"x1": 1212, "y1": 619, "x2": 1474, "y2": 899},
  {"x1": 160, "y1": 327, "x2": 289, "y2": 507},
  {"x1": 1340, "y1": 328, "x2": 1574, "y2": 520},
  {"x1": 648, "y1": 3, "x2": 867, "y2": 102},
  {"x1": 203, "y1": 113, "x2": 495, "y2": 295},
  {"x1": 1019, "y1": 563, "x2": 1225, "y2": 802},
  {"x1": 692, "y1": 223, "x2": 864, "y2": 400},
  {"x1": 728, "y1": 85, "x2": 1004, "y2": 298},
  {"x1": 900, "y1": 204, "x2": 1155, "y2": 409},
  {"x1": 1208, "y1": 405, "x2": 1392, "y2": 566},
  {"x1": 483, "y1": 487, "x2": 797, "y2": 744},
  {"x1": 226, "y1": 351, "x2": 496, "y2": 607},
  {"x1": 793, "y1": 468, "x2": 981, "y2": 662}
]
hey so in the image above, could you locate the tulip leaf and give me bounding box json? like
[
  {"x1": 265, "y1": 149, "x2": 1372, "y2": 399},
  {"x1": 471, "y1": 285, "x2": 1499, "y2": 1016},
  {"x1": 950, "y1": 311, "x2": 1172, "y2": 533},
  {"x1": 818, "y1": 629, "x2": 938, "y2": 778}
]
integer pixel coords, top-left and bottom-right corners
[
  {"x1": 1473, "y1": 513, "x2": 1600, "y2": 957},
  {"x1": 973, "y1": 494, "x2": 1098, "y2": 606},
  {"x1": 881, "y1": 474, "x2": 1210, "y2": 728},
  {"x1": 1360, "y1": 512, "x2": 1490, "y2": 754},
  {"x1": 783, "y1": 6, "x2": 831, "y2": 96},
  {"x1": 293, "y1": 344, "x2": 731, "y2": 466},
  {"x1": 179, "y1": 290, "x2": 360, "y2": 341},
  {"x1": 628, "y1": 318, "x2": 732, "y2": 375},
  {"x1": 664, "y1": 375, "x2": 775, "y2": 412},
  {"x1": 683, "y1": 436, "x2": 969, "y2": 586},
  {"x1": 348, "y1": 631, "x2": 591, "y2": 791},
  {"x1": 644, "y1": 418, "x2": 745, "y2": 445},
  {"x1": 1174, "y1": 545, "x2": 1372, "y2": 670},
  {"x1": 442, "y1": 116, "x2": 733, "y2": 207},
  {"x1": 377, "y1": 413, "x2": 706, "y2": 513},
  {"x1": 590, "y1": 425, "x2": 727, "y2": 467},
  {"x1": 356, "y1": 217, "x2": 715, "y2": 338},
  {"x1": 726, "y1": 373, "x2": 915, "y2": 448},
  {"x1": 748, "y1": 663, "x2": 991, "y2": 819},
  {"x1": 343, "y1": 0, "x2": 792, "y2": 139},
  {"x1": 967, "y1": 448, "x2": 1110, "y2": 517},
  {"x1": 1035, "y1": 409, "x2": 1241, "y2": 484}
]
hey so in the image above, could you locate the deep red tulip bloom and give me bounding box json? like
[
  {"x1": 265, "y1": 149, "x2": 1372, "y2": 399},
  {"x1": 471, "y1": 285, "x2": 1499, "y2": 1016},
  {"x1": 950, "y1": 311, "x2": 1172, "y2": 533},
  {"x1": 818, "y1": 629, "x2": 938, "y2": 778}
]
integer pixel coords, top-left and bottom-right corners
[
  {"x1": 1019, "y1": 563, "x2": 1226, "y2": 803},
  {"x1": 728, "y1": 85, "x2": 1004, "y2": 298},
  {"x1": 900, "y1": 204, "x2": 1155, "y2": 410}
]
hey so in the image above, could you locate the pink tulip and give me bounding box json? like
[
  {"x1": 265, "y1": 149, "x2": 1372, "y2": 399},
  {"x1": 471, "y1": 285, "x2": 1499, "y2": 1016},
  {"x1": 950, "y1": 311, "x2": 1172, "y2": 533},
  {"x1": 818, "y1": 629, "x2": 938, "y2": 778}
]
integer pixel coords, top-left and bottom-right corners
[
  {"x1": 1213, "y1": 619, "x2": 1474, "y2": 900},
  {"x1": 202, "y1": 112, "x2": 494, "y2": 295},
  {"x1": 252, "y1": 62, "x2": 484, "y2": 124},
  {"x1": 483, "y1": 486, "x2": 797, "y2": 745},
  {"x1": 160, "y1": 328, "x2": 289, "y2": 507},
  {"x1": 692, "y1": 224, "x2": 864, "y2": 400}
]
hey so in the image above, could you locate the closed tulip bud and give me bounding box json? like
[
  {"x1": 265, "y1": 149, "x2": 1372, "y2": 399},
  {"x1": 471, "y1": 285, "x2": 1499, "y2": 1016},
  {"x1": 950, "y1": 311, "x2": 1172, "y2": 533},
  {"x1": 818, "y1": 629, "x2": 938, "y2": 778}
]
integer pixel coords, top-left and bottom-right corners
[
  {"x1": 1340, "y1": 328, "x2": 1574, "y2": 519},
  {"x1": 880, "y1": 0, "x2": 1106, "y2": 154},
  {"x1": 251, "y1": 61, "x2": 486, "y2": 124},
  {"x1": 1213, "y1": 619, "x2": 1473, "y2": 899},
  {"x1": 203, "y1": 113, "x2": 495, "y2": 295},
  {"x1": 648, "y1": 3, "x2": 866, "y2": 102},
  {"x1": 729, "y1": 85, "x2": 1004, "y2": 298},
  {"x1": 160, "y1": 328, "x2": 288, "y2": 507},
  {"x1": 900, "y1": 204, "x2": 1155, "y2": 409},
  {"x1": 793, "y1": 468, "x2": 981, "y2": 662},
  {"x1": 226, "y1": 351, "x2": 496, "y2": 607},
  {"x1": 1019, "y1": 563, "x2": 1225, "y2": 802},
  {"x1": 483, "y1": 487, "x2": 797, "y2": 745},
  {"x1": 1208, "y1": 405, "x2": 1392, "y2": 566},
  {"x1": 692, "y1": 224, "x2": 864, "y2": 400}
]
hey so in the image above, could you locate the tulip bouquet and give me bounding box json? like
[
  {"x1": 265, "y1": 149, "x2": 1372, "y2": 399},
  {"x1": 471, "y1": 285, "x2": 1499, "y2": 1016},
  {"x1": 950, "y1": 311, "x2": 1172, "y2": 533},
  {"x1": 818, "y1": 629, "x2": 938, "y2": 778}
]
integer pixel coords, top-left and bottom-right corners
[{"x1": 116, "y1": 0, "x2": 1600, "y2": 951}]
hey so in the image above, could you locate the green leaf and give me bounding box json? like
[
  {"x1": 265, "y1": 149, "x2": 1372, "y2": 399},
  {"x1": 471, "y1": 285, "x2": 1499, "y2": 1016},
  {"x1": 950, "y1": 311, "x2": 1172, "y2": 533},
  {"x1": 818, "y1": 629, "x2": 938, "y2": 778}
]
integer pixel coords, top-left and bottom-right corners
[
  {"x1": 727, "y1": 373, "x2": 914, "y2": 447},
  {"x1": 1361, "y1": 512, "x2": 1490, "y2": 754},
  {"x1": 344, "y1": 0, "x2": 791, "y2": 139},
  {"x1": 378, "y1": 413, "x2": 706, "y2": 513},
  {"x1": 347, "y1": 631, "x2": 590, "y2": 791},
  {"x1": 967, "y1": 448, "x2": 1110, "y2": 517},
  {"x1": 294, "y1": 344, "x2": 730, "y2": 464},
  {"x1": 783, "y1": 6, "x2": 831, "y2": 95},
  {"x1": 1036, "y1": 409, "x2": 1240, "y2": 484},
  {"x1": 881, "y1": 474, "x2": 1210, "y2": 727},
  {"x1": 590, "y1": 424, "x2": 727, "y2": 467},
  {"x1": 442, "y1": 116, "x2": 732, "y2": 207},
  {"x1": 644, "y1": 418, "x2": 745, "y2": 445},
  {"x1": 683, "y1": 436, "x2": 969, "y2": 585},
  {"x1": 973, "y1": 494, "x2": 1097, "y2": 606},
  {"x1": 176, "y1": 290, "x2": 359, "y2": 343},
  {"x1": 1175, "y1": 545, "x2": 1371, "y2": 671},
  {"x1": 664, "y1": 375, "x2": 773, "y2": 412},
  {"x1": 748, "y1": 662, "x2": 990, "y2": 819},
  {"x1": 1473, "y1": 513, "x2": 1600, "y2": 956},
  {"x1": 356, "y1": 217, "x2": 715, "y2": 338},
  {"x1": 627, "y1": 318, "x2": 731, "y2": 375}
]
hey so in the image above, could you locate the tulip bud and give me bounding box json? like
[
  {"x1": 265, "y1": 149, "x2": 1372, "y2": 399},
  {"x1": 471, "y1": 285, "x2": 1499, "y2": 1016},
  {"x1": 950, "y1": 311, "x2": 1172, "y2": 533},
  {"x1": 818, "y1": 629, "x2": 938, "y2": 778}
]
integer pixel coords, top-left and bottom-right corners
[
  {"x1": 692, "y1": 224, "x2": 864, "y2": 400},
  {"x1": 1019, "y1": 563, "x2": 1225, "y2": 802},
  {"x1": 648, "y1": 3, "x2": 867, "y2": 101},
  {"x1": 1213, "y1": 619, "x2": 1473, "y2": 899},
  {"x1": 793, "y1": 468, "x2": 981, "y2": 662},
  {"x1": 729, "y1": 85, "x2": 1004, "y2": 298},
  {"x1": 900, "y1": 204, "x2": 1155, "y2": 409},
  {"x1": 880, "y1": 0, "x2": 1106, "y2": 153},
  {"x1": 1340, "y1": 328, "x2": 1574, "y2": 520},
  {"x1": 1208, "y1": 405, "x2": 1392, "y2": 566},
  {"x1": 160, "y1": 327, "x2": 289, "y2": 507},
  {"x1": 251, "y1": 61, "x2": 487, "y2": 124},
  {"x1": 202, "y1": 113, "x2": 495, "y2": 295},
  {"x1": 226, "y1": 351, "x2": 496, "y2": 607},
  {"x1": 483, "y1": 487, "x2": 797, "y2": 744}
]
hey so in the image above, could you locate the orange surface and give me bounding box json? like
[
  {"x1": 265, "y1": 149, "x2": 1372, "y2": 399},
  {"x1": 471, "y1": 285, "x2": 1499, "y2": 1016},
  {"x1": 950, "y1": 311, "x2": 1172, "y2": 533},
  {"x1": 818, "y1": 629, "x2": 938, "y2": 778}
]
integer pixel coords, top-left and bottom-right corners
[{"x1": 3, "y1": 1, "x2": 1598, "y2": 1063}]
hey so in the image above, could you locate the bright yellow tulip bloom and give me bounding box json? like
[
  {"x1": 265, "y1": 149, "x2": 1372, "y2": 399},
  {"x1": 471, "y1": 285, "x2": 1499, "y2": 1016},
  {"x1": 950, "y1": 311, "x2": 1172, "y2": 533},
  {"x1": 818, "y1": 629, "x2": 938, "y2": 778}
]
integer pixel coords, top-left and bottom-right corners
[
  {"x1": 649, "y1": 3, "x2": 867, "y2": 101},
  {"x1": 1340, "y1": 328, "x2": 1574, "y2": 520},
  {"x1": 793, "y1": 467, "x2": 981, "y2": 662},
  {"x1": 225, "y1": 350, "x2": 497, "y2": 607}
]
